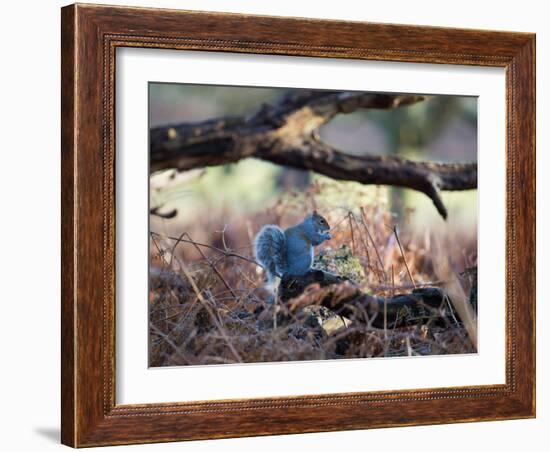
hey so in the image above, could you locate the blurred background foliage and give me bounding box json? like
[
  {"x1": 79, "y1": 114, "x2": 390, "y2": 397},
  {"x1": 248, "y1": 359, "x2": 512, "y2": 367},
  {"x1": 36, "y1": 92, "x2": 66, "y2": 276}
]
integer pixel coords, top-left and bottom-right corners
[{"x1": 149, "y1": 83, "x2": 477, "y2": 234}]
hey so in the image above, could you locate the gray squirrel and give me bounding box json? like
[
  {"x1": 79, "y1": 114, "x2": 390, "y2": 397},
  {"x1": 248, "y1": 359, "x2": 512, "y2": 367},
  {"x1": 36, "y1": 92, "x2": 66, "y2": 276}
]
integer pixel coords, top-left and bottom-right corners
[{"x1": 254, "y1": 211, "x2": 332, "y2": 287}]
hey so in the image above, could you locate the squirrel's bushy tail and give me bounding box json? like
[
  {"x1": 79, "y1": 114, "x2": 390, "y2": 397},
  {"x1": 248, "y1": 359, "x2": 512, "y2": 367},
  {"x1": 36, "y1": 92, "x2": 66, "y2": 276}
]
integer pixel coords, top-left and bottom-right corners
[{"x1": 254, "y1": 225, "x2": 286, "y2": 288}]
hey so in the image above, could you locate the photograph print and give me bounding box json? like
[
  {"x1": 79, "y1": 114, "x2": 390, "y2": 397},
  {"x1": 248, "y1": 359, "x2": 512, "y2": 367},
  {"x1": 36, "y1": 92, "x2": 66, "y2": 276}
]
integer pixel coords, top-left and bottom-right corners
[{"x1": 148, "y1": 83, "x2": 478, "y2": 367}]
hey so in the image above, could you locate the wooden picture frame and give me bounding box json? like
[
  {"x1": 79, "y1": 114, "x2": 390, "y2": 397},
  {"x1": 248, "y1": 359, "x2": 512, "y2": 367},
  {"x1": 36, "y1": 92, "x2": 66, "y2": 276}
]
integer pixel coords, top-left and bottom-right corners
[{"x1": 61, "y1": 3, "x2": 536, "y2": 447}]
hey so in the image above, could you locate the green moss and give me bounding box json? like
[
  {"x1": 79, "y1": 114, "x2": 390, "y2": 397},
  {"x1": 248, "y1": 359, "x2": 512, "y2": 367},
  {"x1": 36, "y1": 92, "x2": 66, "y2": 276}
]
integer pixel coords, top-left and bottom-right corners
[{"x1": 314, "y1": 246, "x2": 365, "y2": 284}]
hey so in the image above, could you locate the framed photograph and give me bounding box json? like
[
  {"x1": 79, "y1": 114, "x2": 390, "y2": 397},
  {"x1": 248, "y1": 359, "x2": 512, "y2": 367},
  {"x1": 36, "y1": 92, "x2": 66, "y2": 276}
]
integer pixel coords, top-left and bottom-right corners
[{"x1": 61, "y1": 3, "x2": 536, "y2": 447}]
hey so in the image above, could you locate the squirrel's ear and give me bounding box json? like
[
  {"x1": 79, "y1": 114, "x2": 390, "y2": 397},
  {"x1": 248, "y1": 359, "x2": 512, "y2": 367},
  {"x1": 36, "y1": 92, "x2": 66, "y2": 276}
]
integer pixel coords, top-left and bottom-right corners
[{"x1": 312, "y1": 209, "x2": 318, "y2": 216}]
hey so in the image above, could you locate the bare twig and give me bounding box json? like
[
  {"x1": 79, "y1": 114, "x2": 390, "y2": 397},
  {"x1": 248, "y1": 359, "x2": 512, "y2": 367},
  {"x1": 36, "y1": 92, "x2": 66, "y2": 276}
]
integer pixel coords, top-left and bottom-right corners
[
  {"x1": 150, "y1": 234, "x2": 168, "y2": 267},
  {"x1": 388, "y1": 224, "x2": 417, "y2": 289},
  {"x1": 179, "y1": 262, "x2": 243, "y2": 363},
  {"x1": 185, "y1": 232, "x2": 238, "y2": 298},
  {"x1": 149, "y1": 322, "x2": 192, "y2": 365},
  {"x1": 359, "y1": 207, "x2": 386, "y2": 283},
  {"x1": 371, "y1": 281, "x2": 443, "y2": 291},
  {"x1": 348, "y1": 212, "x2": 356, "y2": 255},
  {"x1": 150, "y1": 231, "x2": 261, "y2": 268}
]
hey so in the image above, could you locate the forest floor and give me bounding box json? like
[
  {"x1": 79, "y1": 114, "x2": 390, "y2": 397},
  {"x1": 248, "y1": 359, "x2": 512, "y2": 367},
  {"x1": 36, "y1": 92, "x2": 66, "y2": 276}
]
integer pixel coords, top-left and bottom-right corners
[{"x1": 148, "y1": 183, "x2": 477, "y2": 367}]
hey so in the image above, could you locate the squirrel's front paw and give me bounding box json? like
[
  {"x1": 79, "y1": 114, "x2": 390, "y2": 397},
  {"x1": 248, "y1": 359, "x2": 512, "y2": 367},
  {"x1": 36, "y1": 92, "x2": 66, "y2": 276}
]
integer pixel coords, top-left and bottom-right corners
[{"x1": 323, "y1": 232, "x2": 332, "y2": 240}]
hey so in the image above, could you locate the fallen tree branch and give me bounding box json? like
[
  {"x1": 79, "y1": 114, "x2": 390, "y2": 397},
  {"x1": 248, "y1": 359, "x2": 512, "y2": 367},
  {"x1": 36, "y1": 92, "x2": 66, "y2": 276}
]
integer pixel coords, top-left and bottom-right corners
[
  {"x1": 282, "y1": 270, "x2": 461, "y2": 330},
  {"x1": 150, "y1": 90, "x2": 476, "y2": 218}
]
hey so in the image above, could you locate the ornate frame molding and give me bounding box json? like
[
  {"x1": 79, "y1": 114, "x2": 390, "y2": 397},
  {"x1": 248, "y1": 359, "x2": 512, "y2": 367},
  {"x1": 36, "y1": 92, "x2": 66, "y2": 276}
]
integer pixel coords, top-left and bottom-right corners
[{"x1": 61, "y1": 4, "x2": 535, "y2": 447}]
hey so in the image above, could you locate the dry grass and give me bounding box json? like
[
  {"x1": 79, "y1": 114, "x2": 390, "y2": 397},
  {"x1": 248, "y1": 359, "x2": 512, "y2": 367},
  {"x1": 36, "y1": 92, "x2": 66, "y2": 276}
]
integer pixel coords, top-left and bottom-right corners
[{"x1": 149, "y1": 179, "x2": 477, "y2": 367}]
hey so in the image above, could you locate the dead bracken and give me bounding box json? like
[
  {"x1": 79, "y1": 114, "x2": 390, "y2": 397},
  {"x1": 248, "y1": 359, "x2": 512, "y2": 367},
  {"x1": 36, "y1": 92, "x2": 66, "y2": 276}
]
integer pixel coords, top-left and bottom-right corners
[{"x1": 149, "y1": 191, "x2": 477, "y2": 367}]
